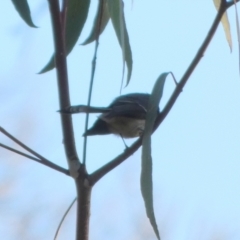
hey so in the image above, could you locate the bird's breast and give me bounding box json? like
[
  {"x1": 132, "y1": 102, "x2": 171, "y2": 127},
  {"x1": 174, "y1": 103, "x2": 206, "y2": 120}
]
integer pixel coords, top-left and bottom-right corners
[{"x1": 101, "y1": 116, "x2": 146, "y2": 138}]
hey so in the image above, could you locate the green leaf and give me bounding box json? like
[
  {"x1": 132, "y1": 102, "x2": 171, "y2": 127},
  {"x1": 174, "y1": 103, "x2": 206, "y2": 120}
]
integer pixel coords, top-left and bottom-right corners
[
  {"x1": 40, "y1": 0, "x2": 90, "y2": 73},
  {"x1": 141, "y1": 72, "x2": 169, "y2": 240},
  {"x1": 213, "y1": 0, "x2": 232, "y2": 51},
  {"x1": 82, "y1": 0, "x2": 110, "y2": 45},
  {"x1": 107, "y1": 0, "x2": 132, "y2": 85},
  {"x1": 11, "y1": 0, "x2": 37, "y2": 28}
]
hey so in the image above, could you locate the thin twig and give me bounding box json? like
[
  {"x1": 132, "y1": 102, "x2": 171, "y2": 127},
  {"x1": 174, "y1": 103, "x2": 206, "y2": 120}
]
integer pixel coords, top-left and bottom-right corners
[
  {"x1": 54, "y1": 197, "x2": 77, "y2": 240},
  {"x1": 83, "y1": 0, "x2": 105, "y2": 165},
  {"x1": 89, "y1": 0, "x2": 233, "y2": 185},
  {"x1": 0, "y1": 127, "x2": 69, "y2": 175},
  {"x1": 0, "y1": 126, "x2": 50, "y2": 161},
  {"x1": 0, "y1": 143, "x2": 69, "y2": 175},
  {"x1": 0, "y1": 143, "x2": 43, "y2": 162}
]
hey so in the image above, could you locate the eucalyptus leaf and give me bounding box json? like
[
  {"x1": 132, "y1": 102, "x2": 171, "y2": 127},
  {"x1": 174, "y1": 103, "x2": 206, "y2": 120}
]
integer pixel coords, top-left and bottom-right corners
[
  {"x1": 11, "y1": 0, "x2": 37, "y2": 28},
  {"x1": 213, "y1": 0, "x2": 232, "y2": 51},
  {"x1": 141, "y1": 72, "x2": 170, "y2": 240},
  {"x1": 82, "y1": 0, "x2": 110, "y2": 45},
  {"x1": 40, "y1": 0, "x2": 90, "y2": 73},
  {"x1": 107, "y1": 0, "x2": 132, "y2": 85}
]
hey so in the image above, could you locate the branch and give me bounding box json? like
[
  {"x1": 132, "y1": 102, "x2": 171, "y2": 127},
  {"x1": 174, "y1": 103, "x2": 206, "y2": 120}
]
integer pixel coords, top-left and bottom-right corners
[
  {"x1": 1, "y1": 127, "x2": 51, "y2": 161},
  {"x1": 0, "y1": 127, "x2": 69, "y2": 175},
  {"x1": 83, "y1": 0, "x2": 104, "y2": 165},
  {"x1": 0, "y1": 143, "x2": 69, "y2": 175},
  {"x1": 227, "y1": 0, "x2": 240, "y2": 8},
  {"x1": 47, "y1": 0, "x2": 80, "y2": 178},
  {"x1": 48, "y1": 1, "x2": 92, "y2": 240},
  {"x1": 54, "y1": 197, "x2": 77, "y2": 240},
  {"x1": 89, "y1": 138, "x2": 141, "y2": 185},
  {"x1": 75, "y1": 174, "x2": 92, "y2": 240},
  {"x1": 89, "y1": 0, "x2": 234, "y2": 185}
]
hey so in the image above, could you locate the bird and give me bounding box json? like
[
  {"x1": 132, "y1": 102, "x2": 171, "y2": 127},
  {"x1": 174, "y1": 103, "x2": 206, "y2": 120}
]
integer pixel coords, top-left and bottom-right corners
[{"x1": 60, "y1": 93, "x2": 159, "y2": 138}]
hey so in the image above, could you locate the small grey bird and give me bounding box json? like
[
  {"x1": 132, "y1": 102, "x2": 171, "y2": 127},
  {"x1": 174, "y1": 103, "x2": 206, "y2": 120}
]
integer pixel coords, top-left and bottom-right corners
[{"x1": 61, "y1": 93, "x2": 159, "y2": 138}]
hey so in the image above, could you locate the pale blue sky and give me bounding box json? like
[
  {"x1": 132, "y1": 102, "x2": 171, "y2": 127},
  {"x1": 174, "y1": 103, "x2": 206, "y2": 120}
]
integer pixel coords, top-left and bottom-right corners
[{"x1": 0, "y1": 1, "x2": 240, "y2": 240}]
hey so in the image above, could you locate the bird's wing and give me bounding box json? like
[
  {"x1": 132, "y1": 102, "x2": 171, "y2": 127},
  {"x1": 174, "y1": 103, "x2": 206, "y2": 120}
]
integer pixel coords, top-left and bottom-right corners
[{"x1": 101, "y1": 101, "x2": 148, "y2": 119}]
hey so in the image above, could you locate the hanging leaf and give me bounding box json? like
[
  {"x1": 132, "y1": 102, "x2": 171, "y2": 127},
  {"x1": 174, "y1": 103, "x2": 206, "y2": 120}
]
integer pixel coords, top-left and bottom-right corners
[
  {"x1": 107, "y1": 0, "x2": 133, "y2": 85},
  {"x1": 233, "y1": 1, "x2": 240, "y2": 74},
  {"x1": 141, "y1": 72, "x2": 170, "y2": 240},
  {"x1": 11, "y1": 0, "x2": 37, "y2": 28},
  {"x1": 40, "y1": 0, "x2": 90, "y2": 73},
  {"x1": 213, "y1": 0, "x2": 232, "y2": 51},
  {"x1": 82, "y1": 0, "x2": 110, "y2": 45}
]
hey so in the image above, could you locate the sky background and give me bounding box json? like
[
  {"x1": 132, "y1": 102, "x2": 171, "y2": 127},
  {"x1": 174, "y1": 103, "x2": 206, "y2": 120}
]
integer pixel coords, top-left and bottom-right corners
[{"x1": 0, "y1": 1, "x2": 240, "y2": 240}]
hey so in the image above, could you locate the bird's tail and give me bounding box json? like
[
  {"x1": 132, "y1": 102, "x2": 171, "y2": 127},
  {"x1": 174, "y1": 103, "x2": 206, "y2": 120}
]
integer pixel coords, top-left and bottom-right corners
[{"x1": 83, "y1": 119, "x2": 110, "y2": 136}]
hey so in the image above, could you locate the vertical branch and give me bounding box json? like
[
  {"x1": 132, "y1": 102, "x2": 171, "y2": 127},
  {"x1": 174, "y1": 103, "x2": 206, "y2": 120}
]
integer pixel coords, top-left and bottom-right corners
[
  {"x1": 47, "y1": 0, "x2": 80, "y2": 178},
  {"x1": 47, "y1": 1, "x2": 93, "y2": 240},
  {"x1": 75, "y1": 175, "x2": 92, "y2": 240},
  {"x1": 82, "y1": 0, "x2": 105, "y2": 165}
]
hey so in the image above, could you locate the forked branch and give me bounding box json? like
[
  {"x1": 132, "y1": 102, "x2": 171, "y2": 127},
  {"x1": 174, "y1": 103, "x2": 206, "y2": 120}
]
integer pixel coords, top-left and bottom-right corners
[{"x1": 0, "y1": 127, "x2": 69, "y2": 175}]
